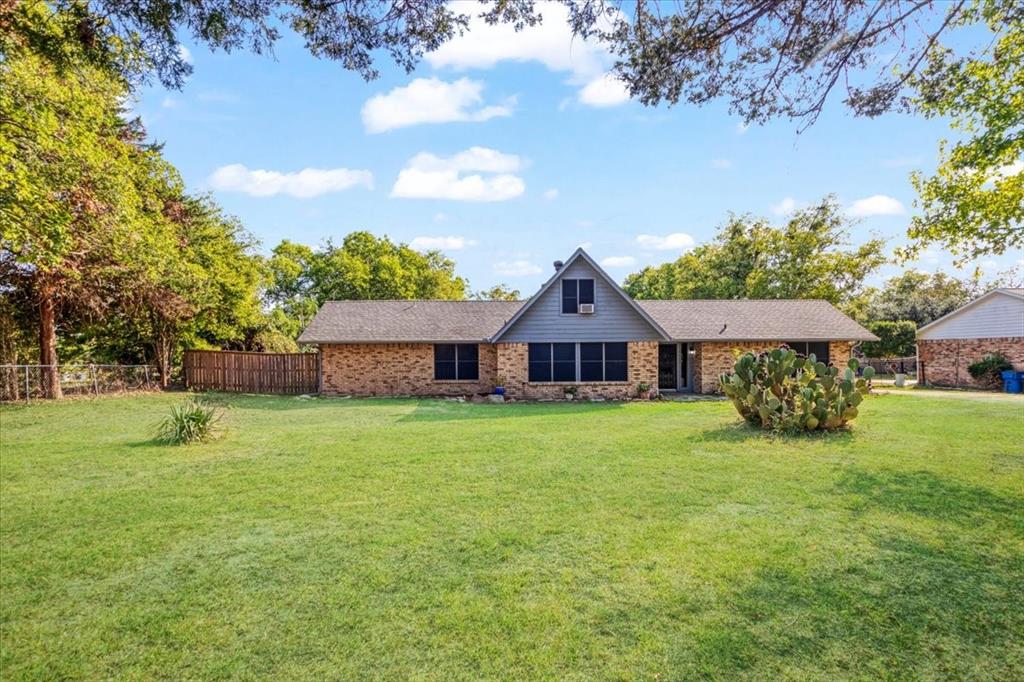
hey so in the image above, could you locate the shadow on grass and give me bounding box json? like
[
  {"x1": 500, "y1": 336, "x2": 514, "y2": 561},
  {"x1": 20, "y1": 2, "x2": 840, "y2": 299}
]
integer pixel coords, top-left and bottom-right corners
[
  {"x1": 677, "y1": 530, "x2": 1024, "y2": 678},
  {"x1": 836, "y1": 468, "x2": 1024, "y2": 530},
  {"x1": 699, "y1": 420, "x2": 856, "y2": 445}
]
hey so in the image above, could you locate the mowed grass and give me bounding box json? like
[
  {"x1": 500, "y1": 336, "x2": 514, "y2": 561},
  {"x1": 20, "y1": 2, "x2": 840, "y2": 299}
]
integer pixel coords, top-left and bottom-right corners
[{"x1": 1, "y1": 393, "x2": 1022, "y2": 680}]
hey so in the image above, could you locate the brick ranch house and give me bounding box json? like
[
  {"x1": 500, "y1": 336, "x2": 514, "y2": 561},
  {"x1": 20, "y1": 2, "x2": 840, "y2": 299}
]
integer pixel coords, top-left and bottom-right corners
[
  {"x1": 298, "y1": 248, "x2": 877, "y2": 399},
  {"x1": 916, "y1": 288, "x2": 1024, "y2": 388}
]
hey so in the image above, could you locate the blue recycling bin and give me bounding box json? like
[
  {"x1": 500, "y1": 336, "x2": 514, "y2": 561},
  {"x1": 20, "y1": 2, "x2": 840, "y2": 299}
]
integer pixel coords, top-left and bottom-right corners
[{"x1": 1001, "y1": 370, "x2": 1022, "y2": 393}]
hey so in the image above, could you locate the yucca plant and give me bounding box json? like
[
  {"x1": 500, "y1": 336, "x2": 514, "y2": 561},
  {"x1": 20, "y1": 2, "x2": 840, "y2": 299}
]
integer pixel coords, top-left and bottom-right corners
[{"x1": 157, "y1": 398, "x2": 221, "y2": 444}]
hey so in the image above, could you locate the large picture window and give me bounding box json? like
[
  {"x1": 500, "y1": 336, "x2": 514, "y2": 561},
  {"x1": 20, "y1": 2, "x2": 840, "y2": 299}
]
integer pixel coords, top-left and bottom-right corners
[
  {"x1": 784, "y1": 341, "x2": 830, "y2": 365},
  {"x1": 433, "y1": 344, "x2": 479, "y2": 381},
  {"x1": 528, "y1": 342, "x2": 628, "y2": 382},
  {"x1": 561, "y1": 278, "x2": 595, "y2": 314}
]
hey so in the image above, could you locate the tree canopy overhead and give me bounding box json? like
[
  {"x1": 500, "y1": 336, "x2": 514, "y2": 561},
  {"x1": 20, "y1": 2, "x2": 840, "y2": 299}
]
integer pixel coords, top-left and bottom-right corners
[
  {"x1": 25, "y1": 0, "x2": 1015, "y2": 126},
  {"x1": 906, "y1": 2, "x2": 1023, "y2": 261}
]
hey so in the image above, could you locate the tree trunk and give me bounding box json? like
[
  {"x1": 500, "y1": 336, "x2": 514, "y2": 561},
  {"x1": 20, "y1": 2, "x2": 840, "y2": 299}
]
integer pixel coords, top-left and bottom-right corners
[
  {"x1": 38, "y1": 293, "x2": 62, "y2": 399},
  {"x1": 156, "y1": 335, "x2": 172, "y2": 388},
  {"x1": 151, "y1": 316, "x2": 175, "y2": 388}
]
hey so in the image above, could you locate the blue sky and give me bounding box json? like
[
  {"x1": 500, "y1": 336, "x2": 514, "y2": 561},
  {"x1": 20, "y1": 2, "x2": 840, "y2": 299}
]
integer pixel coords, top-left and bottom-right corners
[{"x1": 136, "y1": 4, "x2": 1021, "y2": 294}]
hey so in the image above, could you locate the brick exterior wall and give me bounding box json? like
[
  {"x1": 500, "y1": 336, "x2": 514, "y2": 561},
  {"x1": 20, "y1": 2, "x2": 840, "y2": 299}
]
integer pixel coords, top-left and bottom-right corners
[
  {"x1": 695, "y1": 340, "x2": 855, "y2": 394},
  {"x1": 320, "y1": 341, "x2": 660, "y2": 400},
  {"x1": 917, "y1": 337, "x2": 1024, "y2": 388},
  {"x1": 320, "y1": 343, "x2": 497, "y2": 396},
  {"x1": 495, "y1": 341, "x2": 659, "y2": 400}
]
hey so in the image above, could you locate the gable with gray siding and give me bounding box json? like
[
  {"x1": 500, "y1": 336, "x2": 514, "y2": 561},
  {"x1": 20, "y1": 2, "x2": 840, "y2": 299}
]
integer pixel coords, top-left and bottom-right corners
[
  {"x1": 917, "y1": 289, "x2": 1024, "y2": 340},
  {"x1": 498, "y1": 258, "x2": 665, "y2": 342}
]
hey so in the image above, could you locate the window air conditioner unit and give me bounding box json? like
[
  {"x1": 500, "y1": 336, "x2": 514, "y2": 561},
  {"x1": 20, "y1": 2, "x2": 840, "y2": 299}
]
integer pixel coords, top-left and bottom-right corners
[{"x1": 579, "y1": 303, "x2": 595, "y2": 314}]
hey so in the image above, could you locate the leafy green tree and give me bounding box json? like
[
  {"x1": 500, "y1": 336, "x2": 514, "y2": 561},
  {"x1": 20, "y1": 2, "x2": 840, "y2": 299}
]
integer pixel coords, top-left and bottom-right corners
[
  {"x1": 138, "y1": 195, "x2": 265, "y2": 383},
  {"x1": 1, "y1": 3, "x2": 150, "y2": 396},
  {"x1": 860, "y1": 320, "x2": 918, "y2": 359},
  {"x1": 268, "y1": 232, "x2": 467, "y2": 304},
  {"x1": 1, "y1": 2, "x2": 267, "y2": 391},
  {"x1": 624, "y1": 198, "x2": 885, "y2": 308},
  {"x1": 906, "y1": 3, "x2": 1023, "y2": 262},
  {"x1": 472, "y1": 284, "x2": 521, "y2": 301},
  {"x1": 263, "y1": 232, "x2": 468, "y2": 344},
  {"x1": 866, "y1": 271, "x2": 980, "y2": 327}
]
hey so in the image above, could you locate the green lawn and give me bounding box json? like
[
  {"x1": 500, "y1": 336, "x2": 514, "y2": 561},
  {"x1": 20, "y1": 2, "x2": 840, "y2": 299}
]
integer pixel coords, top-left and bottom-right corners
[{"x1": 2, "y1": 393, "x2": 1022, "y2": 679}]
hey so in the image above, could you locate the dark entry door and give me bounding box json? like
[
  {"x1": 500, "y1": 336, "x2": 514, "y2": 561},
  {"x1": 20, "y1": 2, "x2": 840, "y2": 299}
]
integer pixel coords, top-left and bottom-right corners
[{"x1": 658, "y1": 344, "x2": 677, "y2": 390}]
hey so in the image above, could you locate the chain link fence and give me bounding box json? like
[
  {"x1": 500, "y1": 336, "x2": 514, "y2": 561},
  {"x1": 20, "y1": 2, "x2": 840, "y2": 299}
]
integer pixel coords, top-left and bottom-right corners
[
  {"x1": 858, "y1": 356, "x2": 917, "y2": 377},
  {"x1": 0, "y1": 365, "x2": 161, "y2": 402}
]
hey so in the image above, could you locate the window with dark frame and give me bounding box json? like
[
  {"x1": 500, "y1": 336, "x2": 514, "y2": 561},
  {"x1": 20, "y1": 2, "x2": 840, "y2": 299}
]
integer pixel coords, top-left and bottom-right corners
[
  {"x1": 528, "y1": 342, "x2": 628, "y2": 382},
  {"x1": 561, "y1": 278, "x2": 595, "y2": 314},
  {"x1": 433, "y1": 344, "x2": 479, "y2": 381},
  {"x1": 784, "y1": 341, "x2": 830, "y2": 365}
]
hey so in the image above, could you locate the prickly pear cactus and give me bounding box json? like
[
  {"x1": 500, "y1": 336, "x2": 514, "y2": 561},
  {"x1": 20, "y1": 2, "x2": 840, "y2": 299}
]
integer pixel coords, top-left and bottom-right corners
[{"x1": 719, "y1": 347, "x2": 874, "y2": 432}]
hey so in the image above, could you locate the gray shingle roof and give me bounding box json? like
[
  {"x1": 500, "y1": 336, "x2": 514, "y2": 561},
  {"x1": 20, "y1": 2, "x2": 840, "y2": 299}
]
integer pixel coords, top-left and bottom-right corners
[
  {"x1": 297, "y1": 300, "x2": 524, "y2": 343},
  {"x1": 298, "y1": 298, "x2": 877, "y2": 344},
  {"x1": 637, "y1": 299, "x2": 877, "y2": 341}
]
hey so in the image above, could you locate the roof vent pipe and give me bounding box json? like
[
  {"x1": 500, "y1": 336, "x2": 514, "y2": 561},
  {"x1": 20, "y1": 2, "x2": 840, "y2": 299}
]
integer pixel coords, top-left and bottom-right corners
[{"x1": 553, "y1": 260, "x2": 564, "y2": 271}]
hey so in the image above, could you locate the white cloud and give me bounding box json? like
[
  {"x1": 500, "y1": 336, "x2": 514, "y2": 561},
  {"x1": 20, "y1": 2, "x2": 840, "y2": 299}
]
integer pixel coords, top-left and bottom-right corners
[
  {"x1": 636, "y1": 233, "x2": 696, "y2": 252},
  {"x1": 209, "y1": 164, "x2": 373, "y2": 198},
  {"x1": 161, "y1": 96, "x2": 180, "y2": 109},
  {"x1": 736, "y1": 121, "x2": 750, "y2": 135},
  {"x1": 578, "y1": 73, "x2": 631, "y2": 107},
  {"x1": 177, "y1": 45, "x2": 193, "y2": 64},
  {"x1": 710, "y1": 158, "x2": 733, "y2": 170},
  {"x1": 361, "y1": 77, "x2": 514, "y2": 133},
  {"x1": 426, "y1": 3, "x2": 626, "y2": 105},
  {"x1": 771, "y1": 197, "x2": 805, "y2": 216},
  {"x1": 409, "y1": 236, "x2": 476, "y2": 251},
  {"x1": 577, "y1": 241, "x2": 593, "y2": 250},
  {"x1": 494, "y1": 260, "x2": 542, "y2": 277},
  {"x1": 600, "y1": 256, "x2": 637, "y2": 267},
  {"x1": 993, "y1": 159, "x2": 1023, "y2": 179},
  {"x1": 847, "y1": 194, "x2": 905, "y2": 217},
  {"x1": 391, "y1": 146, "x2": 526, "y2": 202},
  {"x1": 433, "y1": 212, "x2": 449, "y2": 224},
  {"x1": 427, "y1": 3, "x2": 609, "y2": 79},
  {"x1": 543, "y1": 188, "x2": 559, "y2": 200}
]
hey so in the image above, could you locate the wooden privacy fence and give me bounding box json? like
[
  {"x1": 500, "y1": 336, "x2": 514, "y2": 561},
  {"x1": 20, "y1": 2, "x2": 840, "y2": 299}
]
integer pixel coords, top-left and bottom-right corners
[{"x1": 183, "y1": 350, "x2": 319, "y2": 395}]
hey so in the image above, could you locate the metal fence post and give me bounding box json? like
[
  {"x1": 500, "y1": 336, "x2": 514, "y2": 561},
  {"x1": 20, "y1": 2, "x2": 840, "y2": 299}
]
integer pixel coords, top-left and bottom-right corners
[
  {"x1": 24, "y1": 366, "x2": 30, "y2": 403},
  {"x1": 91, "y1": 364, "x2": 99, "y2": 396}
]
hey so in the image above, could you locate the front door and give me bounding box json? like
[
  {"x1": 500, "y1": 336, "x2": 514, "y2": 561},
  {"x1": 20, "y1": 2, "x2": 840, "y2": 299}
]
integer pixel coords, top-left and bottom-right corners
[{"x1": 658, "y1": 344, "x2": 677, "y2": 390}]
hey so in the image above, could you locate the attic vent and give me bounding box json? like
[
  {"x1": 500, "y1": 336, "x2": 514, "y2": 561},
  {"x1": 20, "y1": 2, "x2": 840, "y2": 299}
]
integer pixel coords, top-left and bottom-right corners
[{"x1": 579, "y1": 303, "x2": 595, "y2": 314}]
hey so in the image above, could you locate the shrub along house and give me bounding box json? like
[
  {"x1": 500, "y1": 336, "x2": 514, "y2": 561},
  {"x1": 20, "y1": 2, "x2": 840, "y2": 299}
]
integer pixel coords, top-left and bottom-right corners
[{"x1": 298, "y1": 248, "x2": 877, "y2": 398}]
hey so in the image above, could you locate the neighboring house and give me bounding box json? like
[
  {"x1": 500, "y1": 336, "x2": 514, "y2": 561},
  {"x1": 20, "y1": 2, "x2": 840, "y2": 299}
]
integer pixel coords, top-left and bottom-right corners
[
  {"x1": 916, "y1": 288, "x2": 1024, "y2": 388},
  {"x1": 298, "y1": 248, "x2": 877, "y2": 398}
]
